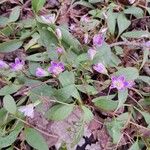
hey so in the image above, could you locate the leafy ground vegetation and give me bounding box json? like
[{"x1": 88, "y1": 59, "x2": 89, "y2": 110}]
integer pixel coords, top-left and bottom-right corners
[{"x1": 0, "y1": 0, "x2": 150, "y2": 149}]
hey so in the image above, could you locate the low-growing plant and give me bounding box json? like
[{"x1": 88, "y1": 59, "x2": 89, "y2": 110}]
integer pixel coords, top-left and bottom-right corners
[{"x1": 0, "y1": 0, "x2": 150, "y2": 149}]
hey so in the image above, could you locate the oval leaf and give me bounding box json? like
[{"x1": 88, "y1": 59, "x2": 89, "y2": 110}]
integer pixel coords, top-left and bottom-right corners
[
  {"x1": 93, "y1": 97, "x2": 118, "y2": 111},
  {"x1": 82, "y1": 106, "x2": 93, "y2": 122},
  {"x1": 117, "y1": 13, "x2": 131, "y2": 36},
  {"x1": 0, "y1": 40, "x2": 23, "y2": 52},
  {"x1": 32, "y1": 0, "x2": 46, "y2": 13},
  {"x1": 114, "y1": 67, "x2": 139, "y2": 80},
  {"x1": 25, "y1": 127, "x2": 49, "y2": 150},
  {"x1": 129, "y1": 140, "x2": 140, "y2": 150},
  {"x1": 117, "y1": 89, "x2": 128, "y2": 110},
  {"x1": 122, "y1": 30, "x2": 150, "y2": 38},
  {"x1": 3, "y1": 95, "x2": 17, "y2": 114},
  {"x1": 8, "y1": 6, "x2": 21, "y2": 22},
  {"x1": 45, "y1": 104, "x2": 74, "y2": 121},
  {"x1": 0, "y1": 84, "x2": 22, "y2": 96},
  {"x1": 0, "y1": 123, "x2": 23, "y2": 148}
]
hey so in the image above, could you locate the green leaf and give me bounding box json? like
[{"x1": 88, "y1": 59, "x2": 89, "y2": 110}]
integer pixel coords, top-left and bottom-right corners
[
  {"x1": 8, "y1": 6, "x2": 21, "y2": 22},
  {"x1": 76, "y1": 84, "x2": 98, "y2": 95},
  {"x1": 82, "y1": 106, "x2": 93, "y2": 122},
  {"x1": 75, "y1": 53, "x2": 88, "y2": 66},
  {"x1": 107, "y1": 10, "x2": 117, "y2": 35},
  {"x1": 24, "y1": 33, "x2": 40, "y2": 50},
  {"x1": 135, "y1": 107, "x2": 150, "y2": 125},
  {"x1": 146, "y1": 7, "x2": 150, "y2": 15},
  {"x1": 140, "y1": 111, "x2": 150, "y2": 125},
  {"x1": 114, "y1": 67, "x2": 139, "y2": 80},
  {"x1": 122, "y1": 30, "x2": 150, "y2": 38},
  {"x1": 31, "y1": 84, "x2": 53, "y2": 97},
  {"x1": 26, "y1": 52, "x2": 49, "y2": 62},
  {"x1": 0, "y1": 122, "x2": 23, "y2": 148},
  {"x1": 0, "y1": 40, "x2": 23, "y2": 52},
  {"x1": 117, "y1": 13, "x2": 131, "y2": 36},
  {"x1": 57, "y1": 84, "x2": 81, "y2": 100},
  {"x1": 0, "y1": 108, "x2": 7, "y2": 126},
  {"x1": 129, "y1": 140, "x2": 140, "y2": 150},
  {"x1": 1, "y1": 26, "x2": 14, "y2": 36},
  {"x1": 137, "y1": 76, "x2": 150, "y2": 85},
  {"x1": 32, "y1": 0, "x2": 46, "y2": 13},
  {"x1": 124, "y1": 7, "x2": 144, "y2": 18},
  {"x1": 3, "y1": 95, "x2": 17, "y2": 114},
  {"x1": 94, "y1": 43, "x2": 112, "y2": 66},
  {"x1": 60, "y1": 26, "x2": 81, "y2": 53},
  {"x1": 110, "y1": 52, "x2": 121, "y2": 66},
  {"x1": 106, "y1": 120, "x2": 122, "y2": 144},
  {"x1": 38, "y1": 26, "x2": 57, "y2": 49},
  {"x1": 89, "y1": 9, "x2": 103, "y2": 18},
  {"x1": 93, "y1": 97, "x2": 118, "y2": 111},
  {"x1": 140, "y1": 49, "x2": 149, "y2": 69},
  {"x1": 0, "y1": 84, "x2": 22, "y2": 96},
  {"x1": 0, "y1": 16, "x2": 9, "y2": 26},
  {"x1": 71, "y1": 121, "x2": 84, "y2": 147},
  {"x1": 117, "y1": 89, "x2": 128, "y2": 109},
  {"x1": 45, "y1": 104, "x2": 74, "y2": 120},
  {"x1": 114, "y1": 46, "x2": 123, "y2": 55},
  {"x1": 58, "y1": 71, "x2": 75, "y2": 87},
  {"x1": 25, "y1": 127, "x2": 49, "y2": 150},
  {"x1": 106, "y1": 113, "x2": 128, "y2": 144}
]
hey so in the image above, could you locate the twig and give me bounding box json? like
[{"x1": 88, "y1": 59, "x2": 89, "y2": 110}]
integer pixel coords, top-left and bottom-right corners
[
  {"x1": 14, "y1": 79, "x2": 56, "y2": 96},
  {"x1": 14, "y1": 115, "x2": 58, "y2": 138},
  {"x1": 130, "y1": 121, "x2": 150, "y2": 131}
]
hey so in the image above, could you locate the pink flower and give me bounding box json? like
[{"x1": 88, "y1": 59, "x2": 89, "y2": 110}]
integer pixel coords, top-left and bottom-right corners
[
  {"x1": 55, "y1": 28, "x2": 62, "y2": 39},
  {"x1": 81, "y1": 15, "x2": 90, "y2": 23},
  {"x1": 48, "y1": 61, "x2": 65, "y2": 75},
  {"x1": 84, "y1": 33, "x2": 89, "y2": 44},
  {"x1": 93, "y1": 34, "x2": 104, "y2": 47},
  {"x1": 70, "y1": 24, "x2": 75, "y2": 31},
  {"x1": 93, "y1": 63, "x2": 107, "y2": 74},
  {"x1": 35, "y1": 68, "x2": 48, "y2": 77},
  {"x1": 56, "y1": 47, "x2": 64, "y2": 54},
  {"x1": 145, "y1": 41, "x2": 150, "y2": 47},
  {"x1": 41, "y1": 14, "x2": 55, "y2": 24},
  {"x1": 18, "y1": 104, "x2": 34, "y2": 118},
  {"x1": 87, "y1": 48, "x2": 96, "y2": 60},
  {"x1": 10, "y1": 58, "x2": 24, "y2": 71},
  {"x1": 0, "y1": 60, "x2": 9, "y2": 69},
  {"x1": 110, "y1": 76, "x2": 134, "y2": 91}
]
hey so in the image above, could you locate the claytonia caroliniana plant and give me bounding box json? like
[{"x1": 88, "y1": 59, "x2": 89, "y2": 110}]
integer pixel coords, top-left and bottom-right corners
[
  {"x1": 1, "y1": 1, "x2": 149, "y2": 150},
  {"x1": 10, "y1": 58, "x2": 24, "y2": 71},
  {"x1": 48, "y1": 61, "x2": 65, "y2": 75},
  {"x1": 0, "y1": 60, "x2": 9, "y2": 69},
  {"x1": 110, "y1": 76, "x2": 134, "y2": 91},
  {"x1": 93, "y1": 63, "x2": 108, "y2": 75},
  {"x1": 36, "y1": 67, "x2": 48, "y2": 77}
]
